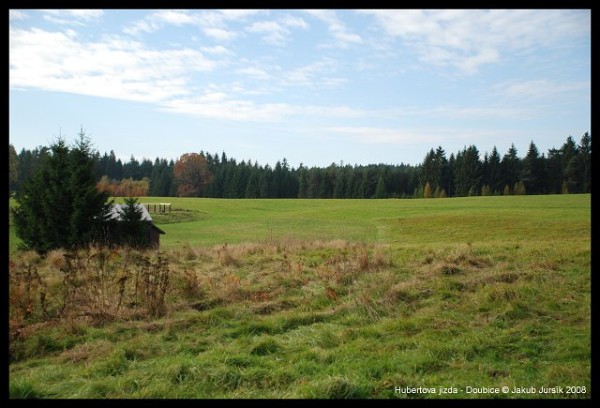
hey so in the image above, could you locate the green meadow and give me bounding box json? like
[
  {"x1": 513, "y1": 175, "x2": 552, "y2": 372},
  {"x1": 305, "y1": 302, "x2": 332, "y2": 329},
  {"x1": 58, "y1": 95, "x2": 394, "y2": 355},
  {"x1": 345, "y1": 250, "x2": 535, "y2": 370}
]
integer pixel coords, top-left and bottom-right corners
[
  {"x1": 144, "y1": 194, "x2": 589, "y2": 248},
  {"x1": 8, "y1": 194, "x2": 591, "y2": 398}
]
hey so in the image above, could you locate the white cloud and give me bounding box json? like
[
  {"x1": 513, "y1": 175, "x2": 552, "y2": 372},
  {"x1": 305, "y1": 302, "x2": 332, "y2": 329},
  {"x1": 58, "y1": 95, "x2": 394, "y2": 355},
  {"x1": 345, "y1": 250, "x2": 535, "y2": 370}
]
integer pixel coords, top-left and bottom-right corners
[
  {"x1": 281, "y1": 15, "x2": 308, "y2": 29},
  {"x1": 498, "y1": 79, "x2": 590, "y2": 101},
  {"x1": 235, "y1": 66, "x2": 271, "y2": 80},
  {"x1": 124, "y1": 9, "x2": 261, "y2": 40},
  {"x1": 42, "y1": 9, "x2": 103, "y2": 25},
  {"x1": 360, "y1": 9, "x2": 589, "y2": 74},
  {"x1": 201, "y1": 45, "x2": 234, "y2": 55},
  {"x1": 10, "y1": 27, "x2": 216, "y2": 104},
  {"x1": 10, "y1": 26, "x2": 548, "y2": 125},
  {"x1": 247, "y1": 21, "x2": 286, "y2": 44},
  {"x1": 305, "y1": 10, "x2": 362, "y2": 46},
  {"x1": 161, "y1": 95, "x2": 294, "y2": 121},
  {"x1": 123, "y1": 19, "x2": 159, "y2": 35},
  {"x1": 246, "y1": 14, "x2": 309, "y2": 45},
  {"x1": 282, "y1": 58, "x2": 338, "y2": 87},
  {"x1": 202, "y1": 27, "x2": 237, "y2": 41},
  {"x1": 297, "y1": 105, "x2": 364, "y2": 118},
  {"x1": 124, "y1": 10, "x2": 196, "y2": 35},
  {"x1": 198, "y1": 10, "x2": 262, "y2": 41},
  {"x1": 162, "y1": 95, "x2": 368, "y2": 122},
  {"x1": 9, "y1": 10, "x2": 29, "y2": 21},
  {"x1": 154, "y1": 10, "x2": 195, "y2": 25},
  {"x1": 219, "y1": 9, "x2": 261, "y2": 20}
]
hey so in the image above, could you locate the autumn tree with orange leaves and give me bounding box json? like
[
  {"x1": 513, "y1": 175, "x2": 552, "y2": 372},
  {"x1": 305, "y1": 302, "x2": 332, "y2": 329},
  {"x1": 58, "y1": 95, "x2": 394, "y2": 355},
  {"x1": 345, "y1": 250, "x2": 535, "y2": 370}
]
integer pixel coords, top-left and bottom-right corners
[
  {"x1": 173, "y1": 153, "x2": 212, "y2": 197},
  {"x1": 96, "y1": 176, "x2": 149, "y2": 196}
]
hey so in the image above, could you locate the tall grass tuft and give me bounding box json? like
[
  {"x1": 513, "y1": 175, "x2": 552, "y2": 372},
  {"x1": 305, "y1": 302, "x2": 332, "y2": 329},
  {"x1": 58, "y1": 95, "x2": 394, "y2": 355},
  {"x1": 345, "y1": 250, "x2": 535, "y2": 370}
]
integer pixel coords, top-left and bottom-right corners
[{"x1": 9, "y1": 379, "x2": 44, "y2": 399}]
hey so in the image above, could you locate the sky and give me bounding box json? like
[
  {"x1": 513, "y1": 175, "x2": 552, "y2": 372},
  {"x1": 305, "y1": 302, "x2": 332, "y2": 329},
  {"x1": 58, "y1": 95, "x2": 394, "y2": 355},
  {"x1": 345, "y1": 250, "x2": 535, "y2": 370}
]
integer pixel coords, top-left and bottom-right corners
[{"x1": 9, "y1": 9, "x2": 591, "y2": 168}]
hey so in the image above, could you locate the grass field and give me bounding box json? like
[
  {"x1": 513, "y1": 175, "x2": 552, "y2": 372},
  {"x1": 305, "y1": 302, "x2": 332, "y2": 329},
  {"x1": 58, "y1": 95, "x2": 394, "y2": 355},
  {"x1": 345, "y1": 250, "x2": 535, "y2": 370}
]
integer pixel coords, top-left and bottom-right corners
[
  {"x1": 8, "y1": 194, "x2": 591, "y2": 399},
  {"x1": 144, "y1": 194, "x2": 589, "y2": 248}
]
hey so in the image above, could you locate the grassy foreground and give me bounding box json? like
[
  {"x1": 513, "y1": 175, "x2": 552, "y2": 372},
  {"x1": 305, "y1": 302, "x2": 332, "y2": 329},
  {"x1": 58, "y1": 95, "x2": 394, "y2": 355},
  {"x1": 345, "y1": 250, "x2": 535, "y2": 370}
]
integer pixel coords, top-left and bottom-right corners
[{"x1": 8, "y1": 195, "x2": 591, "y2": 399}]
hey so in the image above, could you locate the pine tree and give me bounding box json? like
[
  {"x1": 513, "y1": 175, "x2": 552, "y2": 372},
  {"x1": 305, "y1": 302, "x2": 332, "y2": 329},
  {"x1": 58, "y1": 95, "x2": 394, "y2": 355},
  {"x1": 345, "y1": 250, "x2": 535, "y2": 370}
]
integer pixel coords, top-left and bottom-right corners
[
  {"x1": 297, "y1": 165, "x2": 308, "y2": 198},
  {"x1": 69, "y1": 131, "x2": 112, "y2": 246},
  {"x1": 501, "y1": 144, "x2": 521, "y2": 191},
  {"x1": 453, "y1": 145, "x2": 481, "y2": 197},
  {"x1": 560, "y1": 136, "x2": 580, "y2": 193},
  {"x1": 520, "y1": 141, "x2": 544, "y2": 194},
  {"x1": 488, "y1": 146, "x2": 502, "y2": 194},
  {"x1": 114, "y1": 197, "x2": 149, "y2": 248},
  {"x1": 12, "y1": 133, "x2": 111, "y2": 253}
]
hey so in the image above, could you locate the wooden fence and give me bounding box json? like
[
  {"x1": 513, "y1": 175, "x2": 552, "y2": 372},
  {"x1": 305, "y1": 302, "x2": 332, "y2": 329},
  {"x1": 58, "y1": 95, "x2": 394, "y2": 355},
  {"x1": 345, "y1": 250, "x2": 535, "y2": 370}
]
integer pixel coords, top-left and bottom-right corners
[{"x1": 142, "y1": 203, "x2": 172, "y2": 214}]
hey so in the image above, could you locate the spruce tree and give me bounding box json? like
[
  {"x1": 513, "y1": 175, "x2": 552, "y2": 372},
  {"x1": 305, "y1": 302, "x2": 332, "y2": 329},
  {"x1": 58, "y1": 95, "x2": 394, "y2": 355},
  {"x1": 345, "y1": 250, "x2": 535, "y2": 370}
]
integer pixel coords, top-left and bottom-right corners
[
  {"x1": 12, "y1": 132, "x2": 111, "y2": 254},
  {"x1": 69, "y1": 131, "x2": 112, "y2": 246},
  {"x1": 115, "y1": 197, "x2": 148, "y2": 248}
]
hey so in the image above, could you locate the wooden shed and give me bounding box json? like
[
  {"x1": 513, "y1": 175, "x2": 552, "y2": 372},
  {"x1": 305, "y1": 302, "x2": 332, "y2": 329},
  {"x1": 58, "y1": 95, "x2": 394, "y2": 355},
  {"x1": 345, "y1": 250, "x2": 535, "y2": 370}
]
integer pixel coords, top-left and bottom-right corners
[{"x1": 107, "y1": 204, "x2": 166, "y2": 248}]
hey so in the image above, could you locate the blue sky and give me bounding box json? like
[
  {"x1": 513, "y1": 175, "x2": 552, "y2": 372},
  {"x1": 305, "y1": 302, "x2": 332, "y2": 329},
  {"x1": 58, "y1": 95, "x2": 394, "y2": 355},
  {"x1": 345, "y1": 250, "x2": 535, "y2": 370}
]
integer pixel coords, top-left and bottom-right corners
[{"x1": 9, "y1": 9, "x2": 590, "y2": 168}]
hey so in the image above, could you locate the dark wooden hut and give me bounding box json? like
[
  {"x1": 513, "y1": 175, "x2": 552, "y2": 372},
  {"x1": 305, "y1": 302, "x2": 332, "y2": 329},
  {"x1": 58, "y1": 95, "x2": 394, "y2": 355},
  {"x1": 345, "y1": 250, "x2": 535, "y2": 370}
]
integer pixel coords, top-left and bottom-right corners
[{"x1": 108, "y1": 204, "x2": 165, "y2": 248}]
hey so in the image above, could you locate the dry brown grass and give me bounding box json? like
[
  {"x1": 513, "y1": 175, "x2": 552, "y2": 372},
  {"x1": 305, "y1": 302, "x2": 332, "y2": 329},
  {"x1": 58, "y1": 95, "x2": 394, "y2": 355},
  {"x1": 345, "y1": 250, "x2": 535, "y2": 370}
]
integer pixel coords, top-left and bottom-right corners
[{"x1": 8, "y1": 240, "x2": 506, "y2": 345}]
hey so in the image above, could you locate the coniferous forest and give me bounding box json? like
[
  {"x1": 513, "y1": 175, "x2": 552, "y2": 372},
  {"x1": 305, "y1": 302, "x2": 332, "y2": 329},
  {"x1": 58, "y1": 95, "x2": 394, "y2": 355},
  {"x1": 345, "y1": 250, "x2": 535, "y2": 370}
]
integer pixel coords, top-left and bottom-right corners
[{"x1": 9, "y1": 132, "x2": 591, "y2": 199}]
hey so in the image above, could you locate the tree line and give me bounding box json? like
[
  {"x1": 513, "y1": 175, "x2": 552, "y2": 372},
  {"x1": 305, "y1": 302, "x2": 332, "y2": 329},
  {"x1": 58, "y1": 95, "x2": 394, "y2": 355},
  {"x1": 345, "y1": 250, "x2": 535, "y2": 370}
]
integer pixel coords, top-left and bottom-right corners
[{"x1": 9, "y1": 132, "x2": 591, "y2": 199}]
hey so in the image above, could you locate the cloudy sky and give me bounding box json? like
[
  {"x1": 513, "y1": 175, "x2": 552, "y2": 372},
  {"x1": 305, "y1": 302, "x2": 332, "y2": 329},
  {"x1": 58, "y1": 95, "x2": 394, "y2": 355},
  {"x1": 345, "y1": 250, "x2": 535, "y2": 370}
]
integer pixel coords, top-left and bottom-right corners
[{"x1": 9, "y1": 9, "x2": 590, "y2": 167}]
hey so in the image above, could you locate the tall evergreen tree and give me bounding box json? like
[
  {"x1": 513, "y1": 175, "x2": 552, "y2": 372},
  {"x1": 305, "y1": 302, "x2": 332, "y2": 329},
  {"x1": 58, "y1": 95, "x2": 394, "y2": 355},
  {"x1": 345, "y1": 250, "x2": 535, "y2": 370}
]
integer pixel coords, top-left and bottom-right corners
[
  {"x1": 12, "y1": 133, "x2": 111, "y2": 253},
  {"x1": 69, "y1": 131, "x2": 112, "y2": 246},
  {"x1": 520, "y1": 141, "x2": 543, "y2": 194},
  {"x1": 419, "y1": 148, "x2": 437, "y2": 192},
  {"x1": 453, "y1": 145, "x2": 481, "y2": 197},
  {"x1": 501, "y1": 144, "x2": 521, "y2": 190},
  {"x1": 488, "y1": 146, "x2": 503, "y2": 194},
  {"x1": 560, "y1": 136, "x2": 581, "y2": 193},
  {"x1": 297, "y1": 164, "x2": 308, "y2": 198},
  {"x1": 111, "y1": 197, "x2": 149, "y2": 248}
]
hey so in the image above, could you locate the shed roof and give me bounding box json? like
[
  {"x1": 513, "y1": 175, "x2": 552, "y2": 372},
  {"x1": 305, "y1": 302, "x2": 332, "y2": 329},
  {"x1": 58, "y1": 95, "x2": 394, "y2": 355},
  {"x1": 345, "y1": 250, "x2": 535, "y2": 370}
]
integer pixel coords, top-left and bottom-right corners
[
  {"x1": 108, "y1": 204, "x2": 165, "y2": 234},
  {"x1": 108, "y1": 203, "x2": 154, "y2": 222}
]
